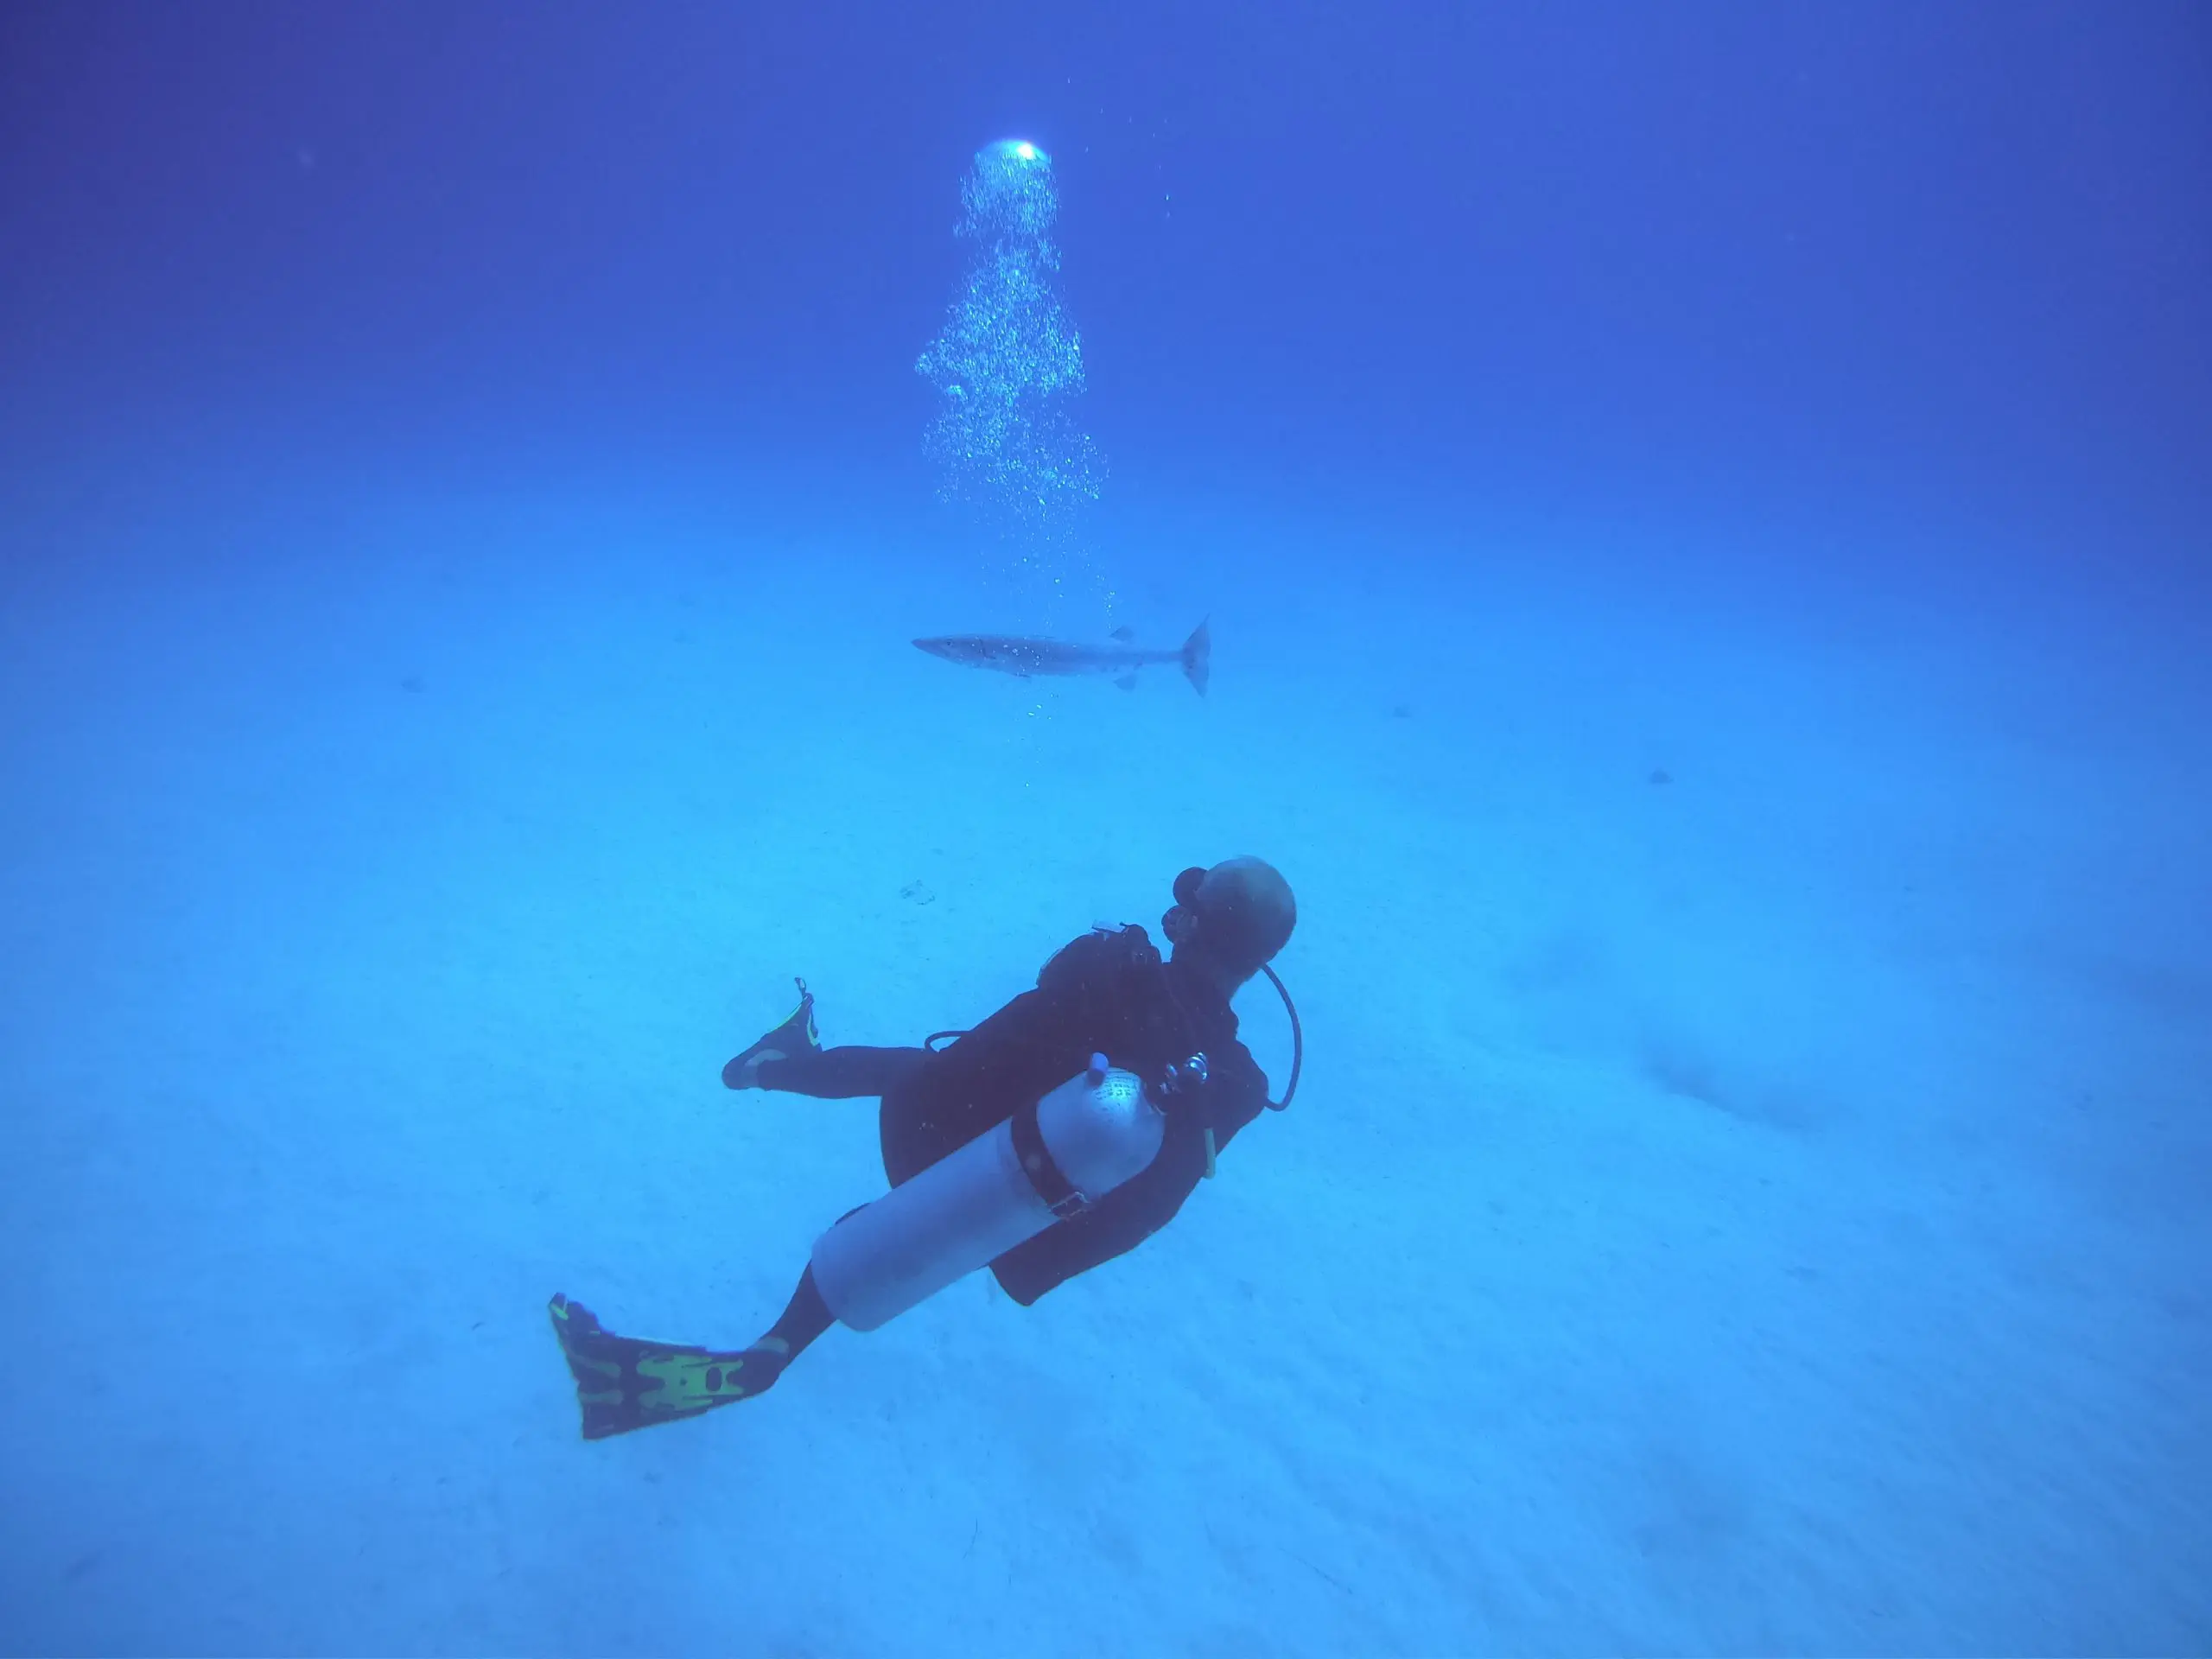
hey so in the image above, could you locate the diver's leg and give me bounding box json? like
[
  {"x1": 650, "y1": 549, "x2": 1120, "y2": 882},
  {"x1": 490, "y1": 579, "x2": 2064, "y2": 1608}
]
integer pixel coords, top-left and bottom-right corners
[
  {"x1": 753, "y1": 1046, "x2": 929, "y2": 1098},
  {"x1": 747, "y1": 1262, "x2": 835, "y2": 1376}
]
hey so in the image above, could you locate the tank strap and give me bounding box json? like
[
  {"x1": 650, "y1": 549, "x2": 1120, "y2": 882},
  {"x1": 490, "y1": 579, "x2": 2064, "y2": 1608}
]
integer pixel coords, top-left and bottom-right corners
[{"x1": 1010, "y1": 1096, "x2": 1087, "y2": 1218}]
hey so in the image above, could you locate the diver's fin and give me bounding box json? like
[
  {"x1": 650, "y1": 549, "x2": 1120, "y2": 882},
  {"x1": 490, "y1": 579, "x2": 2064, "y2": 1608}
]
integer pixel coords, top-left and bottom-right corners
[
  {"x1": 722, "y1": 977, "x2": 820, "y2": 1089},
  {"x1": 549, "y1": 1295, "x2": 790, "y2": 1440},
  {"x1": 1180, "y1": 619, "x2": 1211, "y2": 697},
  {"x1": 1115, "y1": 673, "x2": 1139, "y2": 691}
]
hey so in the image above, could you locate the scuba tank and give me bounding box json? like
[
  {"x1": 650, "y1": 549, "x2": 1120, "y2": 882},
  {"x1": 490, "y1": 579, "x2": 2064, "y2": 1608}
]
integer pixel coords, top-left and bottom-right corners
[{"x1": 809, "y1": 1054, "x2": 1166, "y2": 1332}]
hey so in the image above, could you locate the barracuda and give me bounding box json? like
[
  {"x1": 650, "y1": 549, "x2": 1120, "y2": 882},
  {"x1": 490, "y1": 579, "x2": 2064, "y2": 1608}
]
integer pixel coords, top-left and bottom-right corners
[{"x1": 912, "y1": 620, "x2": 1211, "y2": 696}]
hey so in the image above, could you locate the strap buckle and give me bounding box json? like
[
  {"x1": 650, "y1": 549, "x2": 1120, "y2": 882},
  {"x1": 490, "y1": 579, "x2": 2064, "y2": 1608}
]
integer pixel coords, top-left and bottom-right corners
[{"x1": 1009, "y1": 1094, "x2": 1087, "y2": 1218}]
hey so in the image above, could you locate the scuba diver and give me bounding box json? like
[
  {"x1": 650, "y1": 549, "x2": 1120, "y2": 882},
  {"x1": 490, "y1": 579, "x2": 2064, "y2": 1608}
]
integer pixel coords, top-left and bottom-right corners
[{"x1": 549, "y1": 856, "x2": 1300, "y2": 1440}]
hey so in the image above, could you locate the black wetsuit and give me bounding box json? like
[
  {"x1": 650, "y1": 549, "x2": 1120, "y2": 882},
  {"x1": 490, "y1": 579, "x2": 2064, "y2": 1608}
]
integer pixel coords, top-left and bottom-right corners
[{"x1": 760, "y1": 925, "x2": 1271, "y2": 1304}]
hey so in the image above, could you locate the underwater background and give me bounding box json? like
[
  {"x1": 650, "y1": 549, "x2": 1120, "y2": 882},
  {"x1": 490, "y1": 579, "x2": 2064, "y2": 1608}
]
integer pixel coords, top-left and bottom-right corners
[{"x1": 3, "y1": 2, "x2": 2207, "y2": 1654}]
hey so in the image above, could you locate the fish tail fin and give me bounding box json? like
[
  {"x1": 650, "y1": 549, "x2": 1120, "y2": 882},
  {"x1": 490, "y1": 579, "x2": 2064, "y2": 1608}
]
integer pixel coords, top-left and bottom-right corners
[{"x1": 1181, "y1": 620, "x2": 1211, "y2": 697}]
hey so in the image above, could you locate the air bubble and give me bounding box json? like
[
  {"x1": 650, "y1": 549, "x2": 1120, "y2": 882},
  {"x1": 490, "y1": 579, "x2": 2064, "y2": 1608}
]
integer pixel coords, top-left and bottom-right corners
[{"x1": 916, "y1": 141, "x2": 1103, "y2": 586}]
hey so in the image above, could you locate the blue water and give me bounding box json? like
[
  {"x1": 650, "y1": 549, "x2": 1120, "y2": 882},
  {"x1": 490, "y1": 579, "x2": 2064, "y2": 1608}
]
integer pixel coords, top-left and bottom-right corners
[{"x1": 3, "y1": 3, "x2": 2208, "y2": 1654}]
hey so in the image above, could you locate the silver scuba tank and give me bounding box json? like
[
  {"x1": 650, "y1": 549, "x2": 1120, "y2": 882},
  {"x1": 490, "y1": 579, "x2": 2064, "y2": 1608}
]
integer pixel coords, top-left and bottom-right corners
[{"x1": 809, "y1": 1055, "x2": 1165, "y2": 1332}]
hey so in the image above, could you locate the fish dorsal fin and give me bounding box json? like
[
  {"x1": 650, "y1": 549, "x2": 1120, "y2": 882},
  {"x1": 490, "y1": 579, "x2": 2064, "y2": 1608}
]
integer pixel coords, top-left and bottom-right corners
[{"x1": 1109, "y1": 626, "x2": 1136, "y2": 642}]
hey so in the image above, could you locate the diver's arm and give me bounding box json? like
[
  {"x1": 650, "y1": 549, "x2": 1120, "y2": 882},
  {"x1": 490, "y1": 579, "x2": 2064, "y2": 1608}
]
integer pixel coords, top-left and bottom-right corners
[
  {"x1": 989, "y1": 1048, "x2": 1268, "y2": 1306},
  {"x1": 1198, "y1": 1043, "x2": 1271, "y2": 1154},
  {"x1": 1035, "y1": 925, "x2": 1153, "y2": 1001},
  {"x1": 963, "y1": 926, "x2": 1154, "y2": 1091},
  {"x1": 879, "y1": 930, "x2": 1127, "y2": 1186},
  {"x1": 988, "y1": 1120, "x2": 1209, "y2": 1304},
  {"x1": 949, "y1": 929, "x2": 1134, "y2": 1072}
]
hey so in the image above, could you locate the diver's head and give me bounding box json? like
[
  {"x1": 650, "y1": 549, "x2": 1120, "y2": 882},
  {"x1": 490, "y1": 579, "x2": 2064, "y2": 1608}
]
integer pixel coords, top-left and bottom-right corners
[{"x1": 1162, "y1": 856, "x2": 1297, "y2": 994}]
